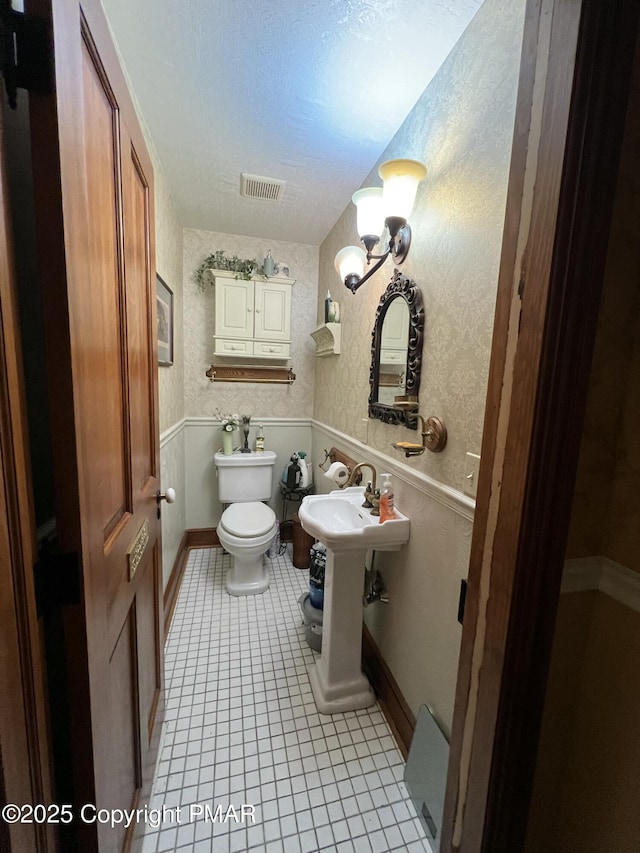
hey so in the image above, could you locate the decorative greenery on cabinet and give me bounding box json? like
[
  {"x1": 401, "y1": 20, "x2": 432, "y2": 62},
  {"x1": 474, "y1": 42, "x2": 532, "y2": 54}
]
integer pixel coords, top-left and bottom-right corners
[{"x1": 194, "y1": 250, "x2": 264, "y2": 290}]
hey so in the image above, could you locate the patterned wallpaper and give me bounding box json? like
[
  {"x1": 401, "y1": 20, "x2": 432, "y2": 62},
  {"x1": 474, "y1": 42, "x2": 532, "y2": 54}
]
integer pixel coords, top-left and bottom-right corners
[
  {"x1": 314, "y1": 0, "x2": 524, "y2": 492},
  {"x1": 183, "y1": 229, "x2": 319, "y2": 420},
  {"x1": 154, "y1": 160, "x2": 185, "y2": 433}
]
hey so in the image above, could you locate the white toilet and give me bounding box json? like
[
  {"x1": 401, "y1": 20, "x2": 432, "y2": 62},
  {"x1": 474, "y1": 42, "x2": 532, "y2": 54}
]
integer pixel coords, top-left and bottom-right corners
[{"x1": 215, "y1": 450, "x2": 278, "y2": 596}]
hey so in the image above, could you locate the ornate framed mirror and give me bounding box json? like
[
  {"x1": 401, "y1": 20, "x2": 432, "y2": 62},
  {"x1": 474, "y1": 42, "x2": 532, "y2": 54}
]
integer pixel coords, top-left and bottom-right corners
[{"x1": 368, "y1": 270, "x2": 424, "y2": 429}]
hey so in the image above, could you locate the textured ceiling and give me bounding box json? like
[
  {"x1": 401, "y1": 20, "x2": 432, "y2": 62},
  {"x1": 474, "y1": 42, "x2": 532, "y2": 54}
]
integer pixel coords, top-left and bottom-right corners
[{"x1": 101, "y1": 0, "x2": 483, "y2": 245}]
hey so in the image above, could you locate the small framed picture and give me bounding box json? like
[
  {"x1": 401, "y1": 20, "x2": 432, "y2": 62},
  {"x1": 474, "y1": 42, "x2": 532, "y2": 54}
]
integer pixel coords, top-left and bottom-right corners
[{"x1": 156, "y1": 274, "x2": 174, "y2": 366}]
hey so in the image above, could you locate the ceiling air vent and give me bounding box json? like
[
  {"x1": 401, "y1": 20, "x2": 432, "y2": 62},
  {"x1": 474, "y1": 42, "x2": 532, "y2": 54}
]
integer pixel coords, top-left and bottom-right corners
[{"x1": 240, "y1": 173, "x2": 286, "y2": 202}]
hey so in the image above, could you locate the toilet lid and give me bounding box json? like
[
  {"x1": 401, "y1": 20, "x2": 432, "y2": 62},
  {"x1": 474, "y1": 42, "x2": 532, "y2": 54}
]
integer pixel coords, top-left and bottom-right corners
[{"x1": 220, "y1": 502, "x2": 276, "y2": 538}]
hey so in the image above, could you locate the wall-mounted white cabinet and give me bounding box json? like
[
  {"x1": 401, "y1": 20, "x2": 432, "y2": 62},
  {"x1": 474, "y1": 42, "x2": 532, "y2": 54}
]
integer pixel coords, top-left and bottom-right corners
[{"x1": 208, "y1": 269, "x2": 295, "y2": 359}]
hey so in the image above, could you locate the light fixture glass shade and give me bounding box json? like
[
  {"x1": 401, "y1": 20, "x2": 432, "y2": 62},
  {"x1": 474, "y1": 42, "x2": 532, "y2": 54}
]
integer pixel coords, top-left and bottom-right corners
[
  {"x1": 352, "y1": 187, "x2": 385, "y2": 239},
  {"x1": 334, "y1": 246, "x2": 366, "y2": 282},
  {"x1": 379, "y1": 158, "x2": 427, "y2": 221}
]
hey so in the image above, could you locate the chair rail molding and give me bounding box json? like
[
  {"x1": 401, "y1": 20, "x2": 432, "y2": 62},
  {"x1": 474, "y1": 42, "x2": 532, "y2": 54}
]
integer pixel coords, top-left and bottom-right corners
[
  {"x1": 160, "y1": 417, "x2": 187, "y2": 448},
  {"x1": 562, "y1": 556, "x2": 640, "y2": 613},
  {"x1": 312, "y1": 420, "x2": 475, "y2": 521},
  {"x1": 184, "y1": 416, "x2": 313, "y2": 428}
]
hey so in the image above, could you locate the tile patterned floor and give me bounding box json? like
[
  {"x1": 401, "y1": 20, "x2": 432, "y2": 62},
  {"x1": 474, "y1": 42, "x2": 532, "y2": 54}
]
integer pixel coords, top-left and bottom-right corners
[{"x1": 140, "y1": 547, "x2": 432, "y2": 853}]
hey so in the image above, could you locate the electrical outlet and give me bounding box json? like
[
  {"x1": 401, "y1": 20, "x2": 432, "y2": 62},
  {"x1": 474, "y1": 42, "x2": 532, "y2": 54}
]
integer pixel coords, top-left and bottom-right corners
[
  {"x1": 463, "y1": 452, "x2": 481, "y2": 498},
  {"x1": 360, "y1": 418, "x2": 369, "y2": 445}
]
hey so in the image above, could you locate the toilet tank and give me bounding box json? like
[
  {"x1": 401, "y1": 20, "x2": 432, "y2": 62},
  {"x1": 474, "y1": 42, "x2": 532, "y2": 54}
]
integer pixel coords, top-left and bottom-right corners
[{"x1": 215, "y1": 450, "x2": 277, "y2": 502}]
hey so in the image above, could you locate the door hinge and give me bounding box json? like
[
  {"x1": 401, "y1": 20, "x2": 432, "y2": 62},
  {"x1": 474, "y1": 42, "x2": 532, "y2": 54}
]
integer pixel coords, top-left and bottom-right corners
[
  {"x1": 0, "y1": 1, "x2": 52, "y2": 109},
  {"x1": 34, "y1": 551, "x2": 81, "y2": 617}
]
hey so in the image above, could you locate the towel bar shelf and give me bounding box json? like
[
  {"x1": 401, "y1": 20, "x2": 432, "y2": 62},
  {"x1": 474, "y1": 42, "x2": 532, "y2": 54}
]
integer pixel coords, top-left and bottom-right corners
[{"x1": 206, "y1": 365, "x2": 296, "y2": 384}]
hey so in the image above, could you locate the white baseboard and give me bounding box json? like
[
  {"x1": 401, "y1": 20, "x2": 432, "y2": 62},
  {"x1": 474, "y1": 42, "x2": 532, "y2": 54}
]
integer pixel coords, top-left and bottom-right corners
[{"x1": 563, "y1": 556, "x2": 640, "y2": 613}]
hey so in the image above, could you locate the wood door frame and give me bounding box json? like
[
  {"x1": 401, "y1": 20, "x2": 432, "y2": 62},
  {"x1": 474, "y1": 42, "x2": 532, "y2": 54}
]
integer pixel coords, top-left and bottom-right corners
[
  {"x1": 0, "y1": 105, "x2": 55, "y2": 852},
  {"x1": 441, "y1": 1, "x2": 640, "y2": 850}
]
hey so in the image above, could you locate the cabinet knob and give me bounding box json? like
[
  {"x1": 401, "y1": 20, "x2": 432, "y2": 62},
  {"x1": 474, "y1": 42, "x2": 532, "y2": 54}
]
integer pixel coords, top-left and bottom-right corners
[{"x1": 255, "y1": 308, "x2": 261, "y2": 313}]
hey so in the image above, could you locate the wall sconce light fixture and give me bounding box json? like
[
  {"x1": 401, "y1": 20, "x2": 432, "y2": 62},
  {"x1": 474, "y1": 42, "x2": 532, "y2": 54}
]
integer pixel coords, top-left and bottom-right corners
[{"x1": 335, "y1": 158, "x2": 427, "y2": 294}]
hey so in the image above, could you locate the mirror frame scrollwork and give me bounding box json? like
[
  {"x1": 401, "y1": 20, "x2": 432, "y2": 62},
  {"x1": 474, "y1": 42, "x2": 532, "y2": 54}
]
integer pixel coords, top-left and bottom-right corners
[{"x1": 368, "y1": 269, "x2": 424, "y2": 429}]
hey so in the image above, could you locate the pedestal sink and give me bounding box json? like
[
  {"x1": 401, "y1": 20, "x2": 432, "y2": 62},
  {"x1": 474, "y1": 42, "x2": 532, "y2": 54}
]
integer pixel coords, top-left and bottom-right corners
[{"x1": 298, "y1": 487, "x2": 410, "y2": 714}]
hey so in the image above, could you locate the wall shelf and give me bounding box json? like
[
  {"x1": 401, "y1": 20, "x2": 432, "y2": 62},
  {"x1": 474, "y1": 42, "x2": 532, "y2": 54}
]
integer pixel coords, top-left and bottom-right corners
[
  {"x1": 206, "y1": 365, "x2": 296, "y2": 384},
  {"x1": 311, "y1": 323, "x2": 341, "y2": 356}
]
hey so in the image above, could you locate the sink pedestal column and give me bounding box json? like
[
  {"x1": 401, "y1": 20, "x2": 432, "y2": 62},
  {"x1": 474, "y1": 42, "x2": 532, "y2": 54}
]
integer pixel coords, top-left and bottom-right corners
[{"x1": 309, "y1": 548, "x2": 376, "y2": 714}]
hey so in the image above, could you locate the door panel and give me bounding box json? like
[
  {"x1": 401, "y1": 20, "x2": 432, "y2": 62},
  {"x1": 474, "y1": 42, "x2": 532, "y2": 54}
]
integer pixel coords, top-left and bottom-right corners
[
  {"x1": 136, "y1": 548, "x2": 162, "y2": 748},
  {"x1": 108, "y1": 612, "x2": 139, "y2": 852},
  {"x1": 125, "y1": 149, "x2": 156, "y2": 494},
  {"x1": 26, "y1": 1, "x2": 163, "y2": 849},
  {"x1": 79, "y1": 35, "x2": 130, "y2": 544}
]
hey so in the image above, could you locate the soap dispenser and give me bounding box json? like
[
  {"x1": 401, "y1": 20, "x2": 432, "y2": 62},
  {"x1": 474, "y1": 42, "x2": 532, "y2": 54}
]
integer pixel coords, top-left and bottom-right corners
[
  {"x1": 264, "y1": 249, "x2": 274, "y2": 277},
  {"x1": 379, "y1": 473, "x2": 396, "y2": 522}
]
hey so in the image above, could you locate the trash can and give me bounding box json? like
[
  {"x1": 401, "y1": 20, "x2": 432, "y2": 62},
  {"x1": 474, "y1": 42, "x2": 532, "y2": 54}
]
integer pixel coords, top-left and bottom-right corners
[
  {"x1": 298, "y1": 592, "x2": 323, "y2": 652},
  {"x1": 309, "y1": 542, "x2": 326, "y2": 609},
  {"x1": 292, "y1": 513, "x2": 315, "y2": 569}
]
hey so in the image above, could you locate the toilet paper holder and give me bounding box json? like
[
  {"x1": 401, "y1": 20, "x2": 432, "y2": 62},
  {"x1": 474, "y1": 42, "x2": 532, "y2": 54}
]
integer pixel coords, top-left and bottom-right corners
[
  {"x1": 318, "y1": 447, "x2": 363, "y2": 484},
  {"x1": 324, "y1": 460, "x2": 350, "y2": 485}
]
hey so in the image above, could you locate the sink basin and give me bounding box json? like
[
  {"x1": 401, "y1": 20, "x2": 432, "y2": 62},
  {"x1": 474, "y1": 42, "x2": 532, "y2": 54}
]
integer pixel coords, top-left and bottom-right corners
[{"x1": 298, "y1": 487, "x2": 410, "y2": 553}]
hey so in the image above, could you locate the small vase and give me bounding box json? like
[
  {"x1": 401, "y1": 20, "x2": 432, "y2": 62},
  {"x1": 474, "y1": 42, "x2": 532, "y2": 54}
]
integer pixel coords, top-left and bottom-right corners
[
  {"x1": 241, "y1": 416, "x2": 251, "y2": 453},
  {"x1": 222, "y1": 430, "x2": 234, "y2": 455}
]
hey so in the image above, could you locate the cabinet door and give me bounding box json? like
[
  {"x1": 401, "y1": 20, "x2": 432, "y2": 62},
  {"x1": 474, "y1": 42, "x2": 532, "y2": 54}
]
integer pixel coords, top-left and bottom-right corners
[
  {"x1": 381, "y1": 298, "x2": 409, "y2": 349},
  {"x1": 215, "y1": 277, "x2": 254, "y2": 339},
  {"x1": 254, "y1": 280, "x2": 291, "y2": 341}
]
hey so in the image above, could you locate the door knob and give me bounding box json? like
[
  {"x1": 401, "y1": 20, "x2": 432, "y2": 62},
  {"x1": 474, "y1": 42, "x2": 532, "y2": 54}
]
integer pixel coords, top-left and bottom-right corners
[{"x1": 156, "y1": 488, "x2": 175, "y2": 517}]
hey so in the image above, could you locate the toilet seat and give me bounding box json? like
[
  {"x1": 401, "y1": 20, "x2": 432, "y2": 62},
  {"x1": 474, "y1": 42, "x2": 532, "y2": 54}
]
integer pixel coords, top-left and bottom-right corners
[{"x1": 219, "y1": 502, "x2": 276, "y2": 538}]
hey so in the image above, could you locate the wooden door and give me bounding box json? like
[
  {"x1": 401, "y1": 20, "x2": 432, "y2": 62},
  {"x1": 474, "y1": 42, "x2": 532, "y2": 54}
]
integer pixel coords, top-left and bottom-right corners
[
  {"x1": 441, "y1": 1, "x2": 640, "y2": 850},
  {"x1": 0, "y1": 97, "x2": 55, "y2": 853},
  {"x1": 26, "y1": 0, "x2": 163, "y2": 850}
]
